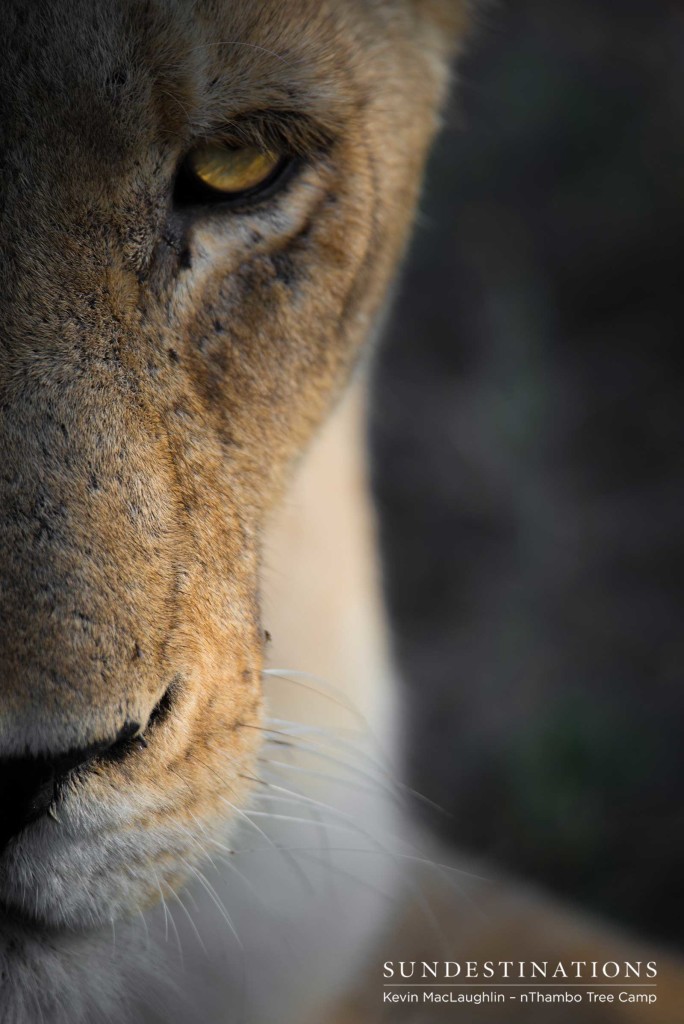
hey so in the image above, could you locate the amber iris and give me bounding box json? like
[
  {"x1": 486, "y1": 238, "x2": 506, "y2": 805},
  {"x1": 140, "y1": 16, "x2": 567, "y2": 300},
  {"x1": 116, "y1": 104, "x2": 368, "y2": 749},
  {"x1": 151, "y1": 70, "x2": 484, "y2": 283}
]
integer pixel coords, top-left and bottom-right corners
[{"x1": 186, "y1": 143, "x2": 281, "y2": 196}]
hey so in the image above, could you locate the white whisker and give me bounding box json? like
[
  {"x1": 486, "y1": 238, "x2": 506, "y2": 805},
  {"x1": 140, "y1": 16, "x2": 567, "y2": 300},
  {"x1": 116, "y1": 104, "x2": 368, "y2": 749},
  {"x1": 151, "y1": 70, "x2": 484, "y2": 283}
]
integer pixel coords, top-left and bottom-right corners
[
  {"x1": 180, "y1": 857, "x2": 243, "y2": 952},
  {"x1": 263, "y1": 668, "x2": 372, "y2": 735},
  {"x1": 170, "y1": 885, "x2": 208, "y2": 956},
  {"x1": 262, "y1": 716, "x2": 448, "y2": 816},
  {"x1": 246, "y1": 808, "x2": 360, "y2": 838},
  {"x1": 218, "y1": 795, "x2": 315, "y2": 894},
  {"x1": 153, "y1": 870, "x2": 185, "y2": 969}
]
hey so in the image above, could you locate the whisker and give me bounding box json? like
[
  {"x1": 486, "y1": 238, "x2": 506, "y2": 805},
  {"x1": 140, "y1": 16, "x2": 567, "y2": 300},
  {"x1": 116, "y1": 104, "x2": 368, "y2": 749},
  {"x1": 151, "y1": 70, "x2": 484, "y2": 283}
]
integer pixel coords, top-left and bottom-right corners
[
  {"x1": 261, "y1": 719, "x2": 391, "y2": 776},
  {"x1": 189, "y1": 755, "x2": 317, "y2": 890},
  {"x1": 176, "y1": 815, "x2": 282, "y2": 921},
  {"x1": 153, "y1": 870, "x2": 185, "y2": 970},
  {"x1": 211, "y1": 851, "x2": 273, "y2": 912},
  {"x1": 256, "y1": 733, "x2": 406, "y2": 808},
  {"x1": 258, "y1": 750, "x2": 410, "y2": 817},
  {"x1": 164, "y1": 900, "x2": 184, "y2": 970},
  {"x1": 250, "y1": 768, "x2": 486, "y2": 944},
  {"x1": 219, "y1": 795, "x2": 315, "y2": 895},
  {"x1": 263, "y1": 669, "x2": 368, "y2": 728},
  {"x1": 265, "y1": 720, "x2": 449, "y2": 820},
  {"x1": 261, "y1": 714, "x2": 453, "y2": 818},
  {"x1": 240, "y1": 774, "x2": 444, "y2": 937},
  {"x1": 246, "y1": 808, "x2": 360, "y2": 838},
  {"x1": 159, "y1": 882, "x2": 170, "y2": 944},
  {"x1": 250, "y1": 772, "x2": 391, "y2": 844},
  {"x1": 179, "y1": 858, "x2": 248, "y2": 1024},
  {"x1": 256, "y1": 768, "x2": 491, "y2": 890},
  {"x1": 179, "y1": 857, "x2": 243, "y2": 951},
  {"x1": 293, "y1": 848, "x2": 397, "y2": 904},
  {"x1": 137, "y1": 906, "x2": 151, "y2": 953},
  {"x1": 170, "y1": 885, "x2": 208, "y2": 956}
]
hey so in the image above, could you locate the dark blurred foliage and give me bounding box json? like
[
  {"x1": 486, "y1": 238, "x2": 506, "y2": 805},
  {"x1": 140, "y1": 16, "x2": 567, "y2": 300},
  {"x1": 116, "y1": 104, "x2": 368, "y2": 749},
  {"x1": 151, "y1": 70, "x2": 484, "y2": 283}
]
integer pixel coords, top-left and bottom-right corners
[{"x1": 371, "y1": 0, "x2": 684, "y2": 946}]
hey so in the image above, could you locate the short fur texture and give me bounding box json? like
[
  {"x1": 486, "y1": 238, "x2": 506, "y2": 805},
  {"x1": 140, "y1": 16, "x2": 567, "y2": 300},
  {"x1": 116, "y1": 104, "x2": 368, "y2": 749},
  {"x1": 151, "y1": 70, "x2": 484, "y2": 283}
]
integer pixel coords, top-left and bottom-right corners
[{"x1": 0, "y1": 1, "x2": 468, "y2": 1020}]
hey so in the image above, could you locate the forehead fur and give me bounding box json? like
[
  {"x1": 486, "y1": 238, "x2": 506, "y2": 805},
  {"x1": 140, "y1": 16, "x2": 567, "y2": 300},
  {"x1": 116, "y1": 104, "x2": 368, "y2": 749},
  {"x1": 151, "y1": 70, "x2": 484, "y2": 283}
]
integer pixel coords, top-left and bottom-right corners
[{"x1": 1, "y1": 0, "x2": 461, "y2": 145}]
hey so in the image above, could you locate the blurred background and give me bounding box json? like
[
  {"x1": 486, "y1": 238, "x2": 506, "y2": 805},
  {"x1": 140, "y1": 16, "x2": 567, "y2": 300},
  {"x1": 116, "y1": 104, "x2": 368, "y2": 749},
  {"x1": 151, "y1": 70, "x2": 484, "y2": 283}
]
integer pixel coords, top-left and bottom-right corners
[{"x1": 371, "y1": 0, "x2": 684, "y2": 948}]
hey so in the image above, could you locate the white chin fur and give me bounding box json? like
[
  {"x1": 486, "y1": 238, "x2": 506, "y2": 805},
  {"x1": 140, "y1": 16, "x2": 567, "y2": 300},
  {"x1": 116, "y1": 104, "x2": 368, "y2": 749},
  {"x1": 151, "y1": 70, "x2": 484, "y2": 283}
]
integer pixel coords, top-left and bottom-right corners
[
  {"x1": 0, "y1": 742, "x2": 401, "y2": 1024},
  {"x1": 0, "y1": 802, "x2": 221, "y2": 931}
]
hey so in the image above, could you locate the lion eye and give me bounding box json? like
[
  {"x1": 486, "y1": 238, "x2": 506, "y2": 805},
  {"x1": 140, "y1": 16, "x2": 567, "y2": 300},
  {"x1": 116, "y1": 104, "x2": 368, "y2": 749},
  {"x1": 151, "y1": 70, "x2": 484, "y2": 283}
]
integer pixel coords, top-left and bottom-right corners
[{"x1": 175, "y1": 143, "x2": 287, "y2": 207}]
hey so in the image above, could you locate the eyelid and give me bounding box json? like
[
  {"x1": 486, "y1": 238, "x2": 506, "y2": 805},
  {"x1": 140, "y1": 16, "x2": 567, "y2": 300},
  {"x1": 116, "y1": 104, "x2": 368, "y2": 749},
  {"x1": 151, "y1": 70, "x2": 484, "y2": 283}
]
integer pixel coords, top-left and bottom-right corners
[
  {"x1": 198, "y1": 109, "x2": 333, "y2": 161},
  {"x1": 172, "y1": 110, "x2": 329, "y2": 213}
]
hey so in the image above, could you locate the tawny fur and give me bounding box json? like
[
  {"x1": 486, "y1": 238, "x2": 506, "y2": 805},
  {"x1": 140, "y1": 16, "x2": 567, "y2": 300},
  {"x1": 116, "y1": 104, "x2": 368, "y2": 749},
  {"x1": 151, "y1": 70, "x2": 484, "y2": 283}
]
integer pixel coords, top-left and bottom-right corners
[{"x1": 0, "y1": 1, "x2": 469, "y2": 1021}]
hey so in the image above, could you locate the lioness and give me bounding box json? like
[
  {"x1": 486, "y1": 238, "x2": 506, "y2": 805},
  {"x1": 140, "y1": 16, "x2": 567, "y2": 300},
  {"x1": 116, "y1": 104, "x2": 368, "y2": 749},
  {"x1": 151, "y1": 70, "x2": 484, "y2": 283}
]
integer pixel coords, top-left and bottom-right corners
[
  {"x1": 0, "y1": 1, "x2": 468, "y2": 1021},
  {"x1": 2, "y1": 3, "x2": 683, "y2": 1024}
]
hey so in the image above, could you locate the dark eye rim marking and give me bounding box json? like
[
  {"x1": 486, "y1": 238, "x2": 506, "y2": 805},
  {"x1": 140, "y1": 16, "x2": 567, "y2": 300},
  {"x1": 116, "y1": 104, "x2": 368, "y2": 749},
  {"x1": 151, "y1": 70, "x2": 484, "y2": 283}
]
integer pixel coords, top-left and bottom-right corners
[
  {"x1": 173, "y1": 149, "x2": 300, "y2": 211},
  {"x1": 171, "y1": 106, "x2": 333, "y2": 214}
]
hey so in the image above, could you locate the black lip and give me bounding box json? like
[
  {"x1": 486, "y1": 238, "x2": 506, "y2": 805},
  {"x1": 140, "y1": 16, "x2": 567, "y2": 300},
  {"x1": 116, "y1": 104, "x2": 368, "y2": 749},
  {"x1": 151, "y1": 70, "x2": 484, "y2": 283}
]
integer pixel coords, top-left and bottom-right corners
[
  {"x1": 0, "y1": 731, "x2": 142, "y2": 850},
  {"x1": 0, "y1": 678, "x2": 179, "y2": 854},
  {"x1": 0, "y1": 742, "x2": 106, "y2": 851}
]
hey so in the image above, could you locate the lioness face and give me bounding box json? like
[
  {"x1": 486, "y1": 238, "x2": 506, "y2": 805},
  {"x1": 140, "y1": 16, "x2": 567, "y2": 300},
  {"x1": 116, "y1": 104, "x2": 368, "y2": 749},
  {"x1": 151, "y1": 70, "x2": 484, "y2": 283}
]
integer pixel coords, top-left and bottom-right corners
[{"x1": 0, "y1": 0, "x2": 464, "y2": 930}]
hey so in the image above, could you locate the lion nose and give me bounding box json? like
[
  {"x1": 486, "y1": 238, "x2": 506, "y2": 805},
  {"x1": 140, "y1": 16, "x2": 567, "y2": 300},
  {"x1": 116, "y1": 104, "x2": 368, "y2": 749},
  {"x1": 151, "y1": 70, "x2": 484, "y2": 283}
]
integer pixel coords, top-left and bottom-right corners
[{"x1": 0, "y1": 721, "x2": 142, "y2": 854}]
